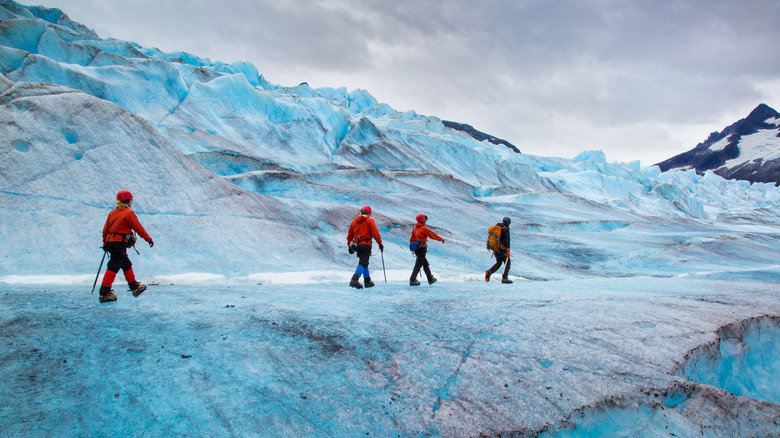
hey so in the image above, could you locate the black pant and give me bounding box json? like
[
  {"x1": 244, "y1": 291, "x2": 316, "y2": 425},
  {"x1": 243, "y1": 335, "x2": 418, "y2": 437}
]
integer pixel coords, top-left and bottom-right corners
[
  {"x1": 488, "y1": 253, "x2": 511, "y2": 279},
  {"x1": 411, "y1": 247, "x2": 433, "y2": 282},
  {"x1": 356, "y1": 244, "x2": 372, "y2": 268},
  {"x1": 105, "y1": 241, "x2": 132, "y2": 273}
]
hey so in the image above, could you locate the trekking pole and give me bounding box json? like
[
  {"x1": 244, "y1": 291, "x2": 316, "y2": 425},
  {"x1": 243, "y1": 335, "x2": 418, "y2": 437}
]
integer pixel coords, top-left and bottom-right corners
[
  {"x1": 381, "y1": 249, "x2": 387, "y2": 283},
  {"x1": 91, "y1": 249, "x2": 107, "y2": 294}
]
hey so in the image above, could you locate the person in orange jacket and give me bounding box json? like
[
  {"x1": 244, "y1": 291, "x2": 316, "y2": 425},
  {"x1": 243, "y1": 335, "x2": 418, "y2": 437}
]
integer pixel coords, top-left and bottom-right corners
[
  {"x1": 346, "y1": 205, "x2": 383, "y2": 289},
  {"x1": 98, "y1": 190, "x2": 154, "y2": 303},
  {"x1": 409, "y1": 213, "x2": 444, "y2": 286}
]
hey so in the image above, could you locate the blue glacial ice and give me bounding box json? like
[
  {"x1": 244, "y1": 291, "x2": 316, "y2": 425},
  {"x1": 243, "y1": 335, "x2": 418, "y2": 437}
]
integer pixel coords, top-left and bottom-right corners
[
  {"x1": 676, "y1": 316, "x2": 780, "y2": 405},
  {"x1": 2, "y1": 278, "x2": 780, "y2": 437}
]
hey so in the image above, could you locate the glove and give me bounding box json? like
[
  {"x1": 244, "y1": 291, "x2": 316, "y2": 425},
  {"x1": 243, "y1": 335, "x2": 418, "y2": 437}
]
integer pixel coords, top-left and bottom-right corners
[
  {"x1": 348, "y1": 244, "x2": 355, "y2": 255},
  {"x1": 378, "y1": 243, "x2": 384, "y2": 252},
  {"x1": 506, "y1": 249, "x2": 510, "y2": 259},
  {"x1": 148, "y1": 240, "x2": 154, "y2": 248},
  {"x1": 441, "y1": 239, "x2": 445, "y2": 244}
]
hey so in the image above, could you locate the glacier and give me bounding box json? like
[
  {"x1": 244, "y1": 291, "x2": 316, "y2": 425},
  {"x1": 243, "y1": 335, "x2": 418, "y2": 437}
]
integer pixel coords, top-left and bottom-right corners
[
  {"x1": 1, "y1": 1, "x2": 780, "y2": 436},
  {"x1": 2, "y1": 278, "x2": 779, "y2": 437}
]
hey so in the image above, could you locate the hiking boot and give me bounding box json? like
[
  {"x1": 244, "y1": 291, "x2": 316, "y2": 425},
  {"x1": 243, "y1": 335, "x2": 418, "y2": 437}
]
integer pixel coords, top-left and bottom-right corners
[
  {"x1": 99, "y1": 292, "x2": 117, "y2": 303},
  {"x1": 410, "y1": 279, "x2": 421, "y2": 286},
  {"x1": 485, "y1": 271, "x2": 491, "y2": 282},
  {"x1": 349, "y1": 275, "x2": 363, "y2": 289},
  {"x1": 364, "y1": 277, "x2": 375, "y2": 288},
  {"x1": 131, "y1": 283, "x2": 147, "y2": 297},
  {"x1": 501, "y1": 278, "x2": 513, "y2": 284},
  {"x1": 428, "y1": 277, "x2": 437, "y2": 285}
]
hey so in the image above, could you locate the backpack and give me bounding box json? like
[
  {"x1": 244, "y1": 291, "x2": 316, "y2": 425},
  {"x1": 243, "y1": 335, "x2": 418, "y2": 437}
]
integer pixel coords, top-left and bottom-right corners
[{"x1": 486, "y1": 225, "x2": 503, "y2": 252}]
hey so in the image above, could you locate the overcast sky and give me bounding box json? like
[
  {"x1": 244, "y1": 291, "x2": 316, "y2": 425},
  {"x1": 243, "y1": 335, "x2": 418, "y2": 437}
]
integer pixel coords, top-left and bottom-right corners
[{"x1": 25, "y1": 0, "x2": 780, "y2": 165}]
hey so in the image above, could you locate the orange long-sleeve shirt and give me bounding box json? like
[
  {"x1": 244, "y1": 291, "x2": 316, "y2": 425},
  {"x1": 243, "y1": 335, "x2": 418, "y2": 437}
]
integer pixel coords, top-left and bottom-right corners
[
  {"x1": 103, "y1": 207, "x2": 152, "y2": 244},
  {"x1": 409, "y1": 222, "x2": 443, "y2": 248}
]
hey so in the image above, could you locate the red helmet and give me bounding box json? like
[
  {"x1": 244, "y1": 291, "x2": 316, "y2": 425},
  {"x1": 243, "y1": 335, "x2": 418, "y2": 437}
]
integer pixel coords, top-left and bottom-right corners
[
  {"x1": 361, "y1": 205, "x2": 372, "y2": 214},
  {"x1": 116, "y1": 190, "x2": 133, "y2": 201},
  {"x1": 416, "y1": 213, "x2": 427, "y2": 223}
]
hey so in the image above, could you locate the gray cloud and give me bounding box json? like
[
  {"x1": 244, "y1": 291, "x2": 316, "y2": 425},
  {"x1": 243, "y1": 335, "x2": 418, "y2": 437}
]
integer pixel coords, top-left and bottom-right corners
[{"x1": 23, "y1": 0, "x2": 780, "y2": 164}]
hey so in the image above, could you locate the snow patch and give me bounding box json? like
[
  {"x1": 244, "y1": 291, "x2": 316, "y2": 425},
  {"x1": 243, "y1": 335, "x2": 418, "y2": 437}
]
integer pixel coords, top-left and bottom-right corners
[{"x1": 722, "y1": 128, "x2": 780, "y2": 168}]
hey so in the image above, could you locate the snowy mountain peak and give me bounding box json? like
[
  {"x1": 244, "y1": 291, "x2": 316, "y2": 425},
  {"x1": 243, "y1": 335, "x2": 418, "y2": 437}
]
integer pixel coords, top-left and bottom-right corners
[
  {"x1": 746, "y1": 102, "x2": 780, "y2": 123},
  {"x1": 655, "y1": 103, "x2": 780, "y2": 185}
]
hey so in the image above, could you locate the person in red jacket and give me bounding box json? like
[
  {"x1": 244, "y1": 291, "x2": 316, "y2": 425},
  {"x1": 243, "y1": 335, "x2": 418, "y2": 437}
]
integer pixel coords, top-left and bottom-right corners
[
  {"x1": 409, "y1": 213, "x2": 444, "y2": 286},
  {"x1": 98, "y1": 190, "x2": 154, "y2": 303},
  {"x1": 346, "y1": 205, "x2": 383, "y2": 289}
]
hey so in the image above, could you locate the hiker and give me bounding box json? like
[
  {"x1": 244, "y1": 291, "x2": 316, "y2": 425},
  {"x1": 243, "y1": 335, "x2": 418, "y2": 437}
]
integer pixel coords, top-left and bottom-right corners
[
  {"x1": 485, "y1": 217, "x2": 513, "y2": 284},
  {"x1": 98, "y1": 190, "x2": 154, "y2": 303},
  {"x1": 409, "y1": 213, "x2": 444, "y2": 286},
  {"x1": 346, "y1": 205, "x2": 383, "y2": 289}
]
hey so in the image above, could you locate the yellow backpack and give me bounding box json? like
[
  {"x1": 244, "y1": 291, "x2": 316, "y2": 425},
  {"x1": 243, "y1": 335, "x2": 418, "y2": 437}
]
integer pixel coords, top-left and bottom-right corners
[{"x1": 486, "y1": 225, "x2": 503, "y2": 251}]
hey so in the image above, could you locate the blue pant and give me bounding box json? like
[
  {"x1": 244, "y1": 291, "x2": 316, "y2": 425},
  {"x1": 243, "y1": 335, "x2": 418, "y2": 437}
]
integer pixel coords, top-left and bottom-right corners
[{"x1": 354, "y1": 244, "x2": 372, "y2": 278}]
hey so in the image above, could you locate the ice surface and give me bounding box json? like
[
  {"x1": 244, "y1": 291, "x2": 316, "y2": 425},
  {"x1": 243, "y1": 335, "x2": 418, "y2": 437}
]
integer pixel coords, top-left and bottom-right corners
[{"x1": 1, "y1": 277, "x2": 779, "y2": 437}]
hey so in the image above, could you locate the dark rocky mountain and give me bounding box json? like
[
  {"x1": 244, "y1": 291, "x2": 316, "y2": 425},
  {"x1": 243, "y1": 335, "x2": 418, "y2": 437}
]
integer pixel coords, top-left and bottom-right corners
[
  {"x1": 655, "y1": 104, "x2": 780, "y2": 185},
  {"x1": 442, "y1": 120, "x2": 521, "y2": 153}
]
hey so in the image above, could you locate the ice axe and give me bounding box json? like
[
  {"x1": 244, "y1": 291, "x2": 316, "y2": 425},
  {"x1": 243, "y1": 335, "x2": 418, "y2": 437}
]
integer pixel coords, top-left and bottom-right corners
[{"x1": 91, "y1": 248, "x2": 107, "y2": 294}]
